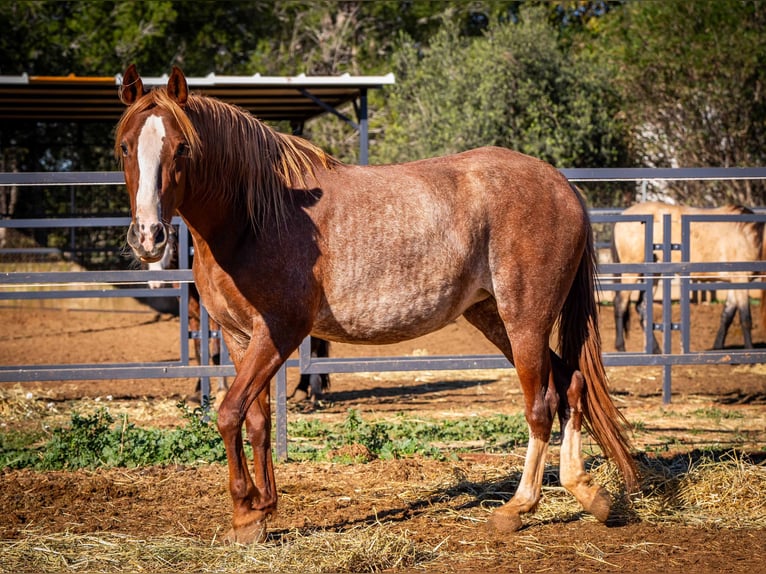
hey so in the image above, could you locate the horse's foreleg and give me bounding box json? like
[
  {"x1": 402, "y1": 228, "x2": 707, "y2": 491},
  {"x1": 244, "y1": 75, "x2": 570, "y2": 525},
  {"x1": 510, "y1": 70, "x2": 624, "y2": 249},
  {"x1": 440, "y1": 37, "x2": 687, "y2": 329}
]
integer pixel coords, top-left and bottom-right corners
[
  {"x1": 734, "y1": 289, "x2": 754, "y2": 349},
  {"x1": 556, "y1": 365, "x2": 612, "y2": 522},
  {"x1": 242, "y1": 387, "x2": 276, "y2": 533},
  {"x1": 713, "y1": 290, "x2": 739, "y2": 349},
  {"x1": 217, "y1": 339, "x2": 284, "y2": 544},
  {"x1": 613, "y1": 289, "x2": 628, "y2": 352}
]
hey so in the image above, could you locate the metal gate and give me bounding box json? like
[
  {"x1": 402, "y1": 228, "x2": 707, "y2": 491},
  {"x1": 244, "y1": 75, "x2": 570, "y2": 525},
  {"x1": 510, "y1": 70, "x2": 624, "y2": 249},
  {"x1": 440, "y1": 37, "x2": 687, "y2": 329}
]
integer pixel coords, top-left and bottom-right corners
[{"x1": 2, "y1": 169, "x2": 765, "y2": 460}]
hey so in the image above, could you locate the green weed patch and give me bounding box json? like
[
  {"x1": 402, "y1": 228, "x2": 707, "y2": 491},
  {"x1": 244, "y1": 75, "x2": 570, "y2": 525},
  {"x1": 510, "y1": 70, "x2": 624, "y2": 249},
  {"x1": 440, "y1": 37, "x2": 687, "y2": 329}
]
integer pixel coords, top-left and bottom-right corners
[
  {"x1": 1, "y1": 403, "x2": 226, "y2": 470},
  {"x1": 0, "y1": 404, "x2": 528, "y2": 470}
]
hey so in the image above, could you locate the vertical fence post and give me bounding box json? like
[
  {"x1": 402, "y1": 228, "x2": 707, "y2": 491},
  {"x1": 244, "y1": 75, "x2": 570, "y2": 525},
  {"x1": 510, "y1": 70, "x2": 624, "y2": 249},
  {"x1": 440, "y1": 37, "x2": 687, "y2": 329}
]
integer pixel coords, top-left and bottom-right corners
[
  {"x1": 643, "y1": 214, "x2": 656, "y2": 354},
  {"x1": 178, "y1": 222, "x2": 191, "y2": 367},
  {"x1": 661, "y1": 213, "x2": 673, "y2": 404},
  {"x1": 680, "y1": 215, "x2": 692, "y2": 354},
  {"x1": 275, "y1": 364, "x2": 288, "y2": 461}
]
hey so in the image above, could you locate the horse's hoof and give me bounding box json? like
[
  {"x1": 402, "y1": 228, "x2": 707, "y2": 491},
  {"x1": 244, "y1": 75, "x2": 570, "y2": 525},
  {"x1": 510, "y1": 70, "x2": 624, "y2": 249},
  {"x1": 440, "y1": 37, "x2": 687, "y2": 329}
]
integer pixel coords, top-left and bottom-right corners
[
  {"x1": 486, "y1": 510, "x2": 523, "y2": 533},
  {"x1": 184, "y1": 393, "x2": 202, "y2": 405},
  {"x1": 585, "y1": 487, "x2": 612, "y2": 523},
  {"x1": 223, "y1": 520, "x2": 268, "y2": 545}
]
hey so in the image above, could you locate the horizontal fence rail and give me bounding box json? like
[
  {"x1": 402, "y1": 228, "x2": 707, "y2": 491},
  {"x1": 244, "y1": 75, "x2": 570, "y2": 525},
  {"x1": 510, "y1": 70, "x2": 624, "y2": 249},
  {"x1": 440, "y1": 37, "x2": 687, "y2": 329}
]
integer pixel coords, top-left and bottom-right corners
[{"x1": 1, "y1": 169, "x2": 766, "y2": 460}]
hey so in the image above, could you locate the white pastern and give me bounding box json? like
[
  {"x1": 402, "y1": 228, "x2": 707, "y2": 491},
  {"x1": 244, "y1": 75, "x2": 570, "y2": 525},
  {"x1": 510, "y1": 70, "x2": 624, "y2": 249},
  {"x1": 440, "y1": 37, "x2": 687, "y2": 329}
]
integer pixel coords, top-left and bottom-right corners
[
  {"x1": 513, "y1": 432, "x2": 549, "y2": 509},
  {"x1": 559, "y1": 412, "x2": 584, "y2": 489},
  {"x1": 136, "y1": 115, "x2": 166, "y2": 245}
]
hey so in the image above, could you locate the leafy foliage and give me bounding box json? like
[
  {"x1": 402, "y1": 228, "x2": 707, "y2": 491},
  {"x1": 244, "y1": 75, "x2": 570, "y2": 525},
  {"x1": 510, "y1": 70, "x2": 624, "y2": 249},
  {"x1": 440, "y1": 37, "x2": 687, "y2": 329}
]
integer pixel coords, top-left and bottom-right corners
[
  {"x1": 0, "y1": 404, "x2": 528, "y2": 470},
  {"x1": 0, "y1": 403, "x2": 227, "y2": 470},
  {"x1": 375, "y1": 6, "x2": 630, "y2": 180},
  {"x1": 593, "y1": 0, "x2": 766, "y2": 204},
  {"x1": 288, "y1": 409, "x2": 528, "y2": 462}
]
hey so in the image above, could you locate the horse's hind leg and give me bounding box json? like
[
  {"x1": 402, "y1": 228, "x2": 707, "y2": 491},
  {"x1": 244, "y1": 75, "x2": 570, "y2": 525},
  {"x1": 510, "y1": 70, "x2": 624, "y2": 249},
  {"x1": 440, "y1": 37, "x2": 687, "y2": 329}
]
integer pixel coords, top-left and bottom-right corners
[
  {"x1": 740, "y1": 295, "x2": 754, "y2": 349},
  {"x1": 713, "y1": 290, "x2": 738, "y2": 349},
  {"x1": 714, "y1": 289, "x2": 753, "y2": 349},
  {"x1": 613, "y1": 288, "x2": 630, "y2": 352},
  {"x1": 465, "y1": 301, "x2": 613, "y2": 527},
  {"x1": 552, "y1": 355, "x2": 611, "y2": 522},
  {"x1": 463, "y1": 301, "x2": 557, "y2": 532}
]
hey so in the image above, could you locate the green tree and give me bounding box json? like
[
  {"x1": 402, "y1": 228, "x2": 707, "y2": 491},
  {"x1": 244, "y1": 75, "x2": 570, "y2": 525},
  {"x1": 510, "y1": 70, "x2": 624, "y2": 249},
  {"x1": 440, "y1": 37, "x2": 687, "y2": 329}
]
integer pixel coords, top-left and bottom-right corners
[
  {"x1": 594, "y1": 0, "x2": 766, "y2": 205},
  {"x1": 375, "y1": 6, "x2": 630, "y2": 203}
]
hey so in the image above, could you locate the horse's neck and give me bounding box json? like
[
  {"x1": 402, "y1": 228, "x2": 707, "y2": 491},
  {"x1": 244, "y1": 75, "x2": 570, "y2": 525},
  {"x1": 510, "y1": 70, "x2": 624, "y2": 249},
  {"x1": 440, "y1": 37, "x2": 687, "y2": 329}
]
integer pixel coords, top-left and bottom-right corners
[
  {"x1": 178, "y1": 194, "x2": 251, "y2": 266},
  {"x1": 180, "y1": 185, "x2": 237, "y2": 231}
]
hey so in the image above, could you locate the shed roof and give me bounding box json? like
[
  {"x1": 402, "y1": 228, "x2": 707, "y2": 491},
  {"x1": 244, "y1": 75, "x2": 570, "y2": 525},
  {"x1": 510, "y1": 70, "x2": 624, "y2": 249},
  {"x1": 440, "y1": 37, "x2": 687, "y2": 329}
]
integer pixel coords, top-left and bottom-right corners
[{"x1": 0, "y1": 71, "x2": 395, "y2": 123}]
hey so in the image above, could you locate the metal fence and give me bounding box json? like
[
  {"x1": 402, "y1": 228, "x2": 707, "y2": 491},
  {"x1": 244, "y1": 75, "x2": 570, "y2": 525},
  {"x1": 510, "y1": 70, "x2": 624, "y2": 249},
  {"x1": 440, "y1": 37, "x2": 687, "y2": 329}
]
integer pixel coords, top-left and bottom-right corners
[{"x1": 1, "y1": 169, "x2": 765, "y2": 460}]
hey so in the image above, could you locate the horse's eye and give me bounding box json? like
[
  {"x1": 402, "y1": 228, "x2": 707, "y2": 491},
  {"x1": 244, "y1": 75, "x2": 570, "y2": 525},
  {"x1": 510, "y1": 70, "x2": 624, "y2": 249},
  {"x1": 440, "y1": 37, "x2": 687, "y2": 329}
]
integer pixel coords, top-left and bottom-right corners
[
  {"x1": 120, "y1": 142, "x2": 128, "y2": 157},
  {"x1": 176, "y1": 143, "x2": 189, "y2": 158}
]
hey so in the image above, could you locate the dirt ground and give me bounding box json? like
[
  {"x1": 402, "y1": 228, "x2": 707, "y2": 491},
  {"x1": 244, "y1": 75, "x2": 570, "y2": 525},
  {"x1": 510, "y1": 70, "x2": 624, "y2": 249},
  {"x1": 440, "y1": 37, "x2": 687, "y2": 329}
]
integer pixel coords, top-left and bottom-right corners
[{"x1": 1, "y1": 299, "x2": 765, "y2": 572}]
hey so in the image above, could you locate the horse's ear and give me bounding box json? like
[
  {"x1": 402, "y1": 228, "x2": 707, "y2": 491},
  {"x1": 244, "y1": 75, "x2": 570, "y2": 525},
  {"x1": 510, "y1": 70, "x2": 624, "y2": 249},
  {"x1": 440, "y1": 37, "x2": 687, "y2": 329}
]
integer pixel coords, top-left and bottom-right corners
[
  {"x1": 119, "y1": 64, "x2": 145, "y2": 106},
  {"x1": 167, "y1": 66, "x2": 188, "y2": 107}
]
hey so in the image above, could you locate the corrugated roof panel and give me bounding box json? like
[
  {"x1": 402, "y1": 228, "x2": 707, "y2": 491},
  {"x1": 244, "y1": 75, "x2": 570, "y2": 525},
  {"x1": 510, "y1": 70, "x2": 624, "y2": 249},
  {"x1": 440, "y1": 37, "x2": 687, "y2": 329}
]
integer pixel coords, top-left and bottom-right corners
[{"x1": 0, "y1": 72, "x2": 394, "y2": 123}]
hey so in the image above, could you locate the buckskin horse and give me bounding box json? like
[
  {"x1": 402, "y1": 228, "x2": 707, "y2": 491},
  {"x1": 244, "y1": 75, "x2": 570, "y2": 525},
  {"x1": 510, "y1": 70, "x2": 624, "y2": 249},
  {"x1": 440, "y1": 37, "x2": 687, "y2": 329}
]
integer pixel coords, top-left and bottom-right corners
[
  {"x1": 612, "y1": 201, "x2": 766, "y2": 353},
  {"x1": 116, "y1": 64, "x2": 638, "y2": 543}
]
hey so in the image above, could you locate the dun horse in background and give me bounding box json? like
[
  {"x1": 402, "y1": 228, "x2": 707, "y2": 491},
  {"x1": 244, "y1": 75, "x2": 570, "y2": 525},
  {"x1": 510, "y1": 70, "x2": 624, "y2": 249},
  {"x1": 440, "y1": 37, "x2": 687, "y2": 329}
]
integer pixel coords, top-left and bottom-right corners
[
  {"x1": 116, "y1": 65, "x2": 637, "y2": 544},
  {"x1": 612, "y1": 202, "x2": 766, "y2": 353}
]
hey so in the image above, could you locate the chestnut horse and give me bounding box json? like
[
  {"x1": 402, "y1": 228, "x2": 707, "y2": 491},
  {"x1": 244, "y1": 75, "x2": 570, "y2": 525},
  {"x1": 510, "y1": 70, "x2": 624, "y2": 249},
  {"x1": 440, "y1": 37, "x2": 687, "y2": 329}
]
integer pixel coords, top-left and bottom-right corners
[
  {"x1": 116, "y1": 65, "x2": 637, "y2": 543},
  {"x1": 612, "y1": 202, "x2": 766, "y2": 353}
]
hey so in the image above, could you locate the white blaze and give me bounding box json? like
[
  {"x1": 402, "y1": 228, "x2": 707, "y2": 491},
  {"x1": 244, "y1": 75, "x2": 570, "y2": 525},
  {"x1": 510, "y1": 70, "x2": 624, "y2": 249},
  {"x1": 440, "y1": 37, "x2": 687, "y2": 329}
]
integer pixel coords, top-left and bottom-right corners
[{"x1": 136, "y1": 115, "x2": 166, "y2": 235}]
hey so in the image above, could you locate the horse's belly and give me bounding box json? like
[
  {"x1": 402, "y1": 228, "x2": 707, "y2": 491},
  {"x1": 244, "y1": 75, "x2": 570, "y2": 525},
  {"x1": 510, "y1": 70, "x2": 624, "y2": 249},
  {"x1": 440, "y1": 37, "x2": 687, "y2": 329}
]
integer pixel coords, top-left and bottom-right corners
[
  {"x1": 313, "y1": 285, "x2": 488, "y2": 345},
  {"x1": 312, "y1": 207, "x2": 491, "y2": 343}
]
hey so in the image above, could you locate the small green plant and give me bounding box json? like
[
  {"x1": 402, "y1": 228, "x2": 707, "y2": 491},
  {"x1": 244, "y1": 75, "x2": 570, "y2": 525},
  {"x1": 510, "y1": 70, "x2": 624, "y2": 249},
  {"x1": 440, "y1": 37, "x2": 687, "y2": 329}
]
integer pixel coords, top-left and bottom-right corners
[
  {"x1": 286, "y1": 409, "x2": 528, "y2": 462},
  {"x1": 41, "y1": 407, "x2": 117, "y2": 469},
  {"x1": 691, "y1": 407, "x2": 744, "y2": 424},
  {"x1": 2, "y1": 405, "x2": 530, "y2": 470},
  {"x1": 0, "y1": 403, "x2": 228, "y2": 470}
]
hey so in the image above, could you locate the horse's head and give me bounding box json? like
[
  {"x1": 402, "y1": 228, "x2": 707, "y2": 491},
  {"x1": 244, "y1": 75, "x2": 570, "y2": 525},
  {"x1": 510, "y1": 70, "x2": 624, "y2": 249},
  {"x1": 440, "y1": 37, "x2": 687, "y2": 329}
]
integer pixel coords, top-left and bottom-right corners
[{"x1": 116, "y1": 64, "x2": 196, "y2": 263}]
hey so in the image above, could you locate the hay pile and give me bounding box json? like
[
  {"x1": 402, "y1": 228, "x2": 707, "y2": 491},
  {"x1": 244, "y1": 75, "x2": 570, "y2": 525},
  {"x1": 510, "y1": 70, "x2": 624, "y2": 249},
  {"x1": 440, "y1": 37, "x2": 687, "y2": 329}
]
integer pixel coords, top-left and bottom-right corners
[
  {"x1": 631, "y1": 451, "x2": 766, "y2": 528},
  {"x1": 0, "y1": 452, "x2": 764, "y2": 572},
  {"x1": 0, "y1": 524, "x2": 432, "y2": 573}
]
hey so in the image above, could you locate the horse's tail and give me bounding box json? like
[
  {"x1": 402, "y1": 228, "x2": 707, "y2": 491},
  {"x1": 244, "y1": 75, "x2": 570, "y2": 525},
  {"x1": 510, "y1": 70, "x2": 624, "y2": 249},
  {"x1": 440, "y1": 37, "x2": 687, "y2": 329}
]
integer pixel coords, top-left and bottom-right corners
[{"x1": 559, "y1": 207, "x2": 639, "y2": 493}]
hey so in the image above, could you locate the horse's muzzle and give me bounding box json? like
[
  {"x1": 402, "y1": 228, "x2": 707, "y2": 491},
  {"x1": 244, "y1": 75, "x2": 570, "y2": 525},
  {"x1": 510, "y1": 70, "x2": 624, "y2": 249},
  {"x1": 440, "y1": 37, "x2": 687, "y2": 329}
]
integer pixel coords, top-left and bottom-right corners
[{"x1": 127, "y1": 220, "x2": 169, "y2": 263}]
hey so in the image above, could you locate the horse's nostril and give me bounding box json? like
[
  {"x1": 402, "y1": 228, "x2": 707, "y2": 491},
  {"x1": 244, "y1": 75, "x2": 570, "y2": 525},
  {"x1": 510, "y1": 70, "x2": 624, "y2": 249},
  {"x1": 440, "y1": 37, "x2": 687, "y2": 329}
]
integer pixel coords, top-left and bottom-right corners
[
  {"x1": 154, "y1": 224, "x2": 166, "y2": 246},
  {"x1": 126, "y1": 221, "x2": 141, "y2": 251}
]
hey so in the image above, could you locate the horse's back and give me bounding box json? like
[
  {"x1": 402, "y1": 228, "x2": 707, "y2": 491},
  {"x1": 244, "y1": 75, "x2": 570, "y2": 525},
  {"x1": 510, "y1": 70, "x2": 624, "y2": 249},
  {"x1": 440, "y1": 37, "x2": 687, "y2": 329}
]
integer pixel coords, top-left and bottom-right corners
[
  {"x1": 328, "y1": 146, "x2": 585, "y2": 236},
  {"x1": 614, "y1": 202, "x2": 761, "y2": 265}
]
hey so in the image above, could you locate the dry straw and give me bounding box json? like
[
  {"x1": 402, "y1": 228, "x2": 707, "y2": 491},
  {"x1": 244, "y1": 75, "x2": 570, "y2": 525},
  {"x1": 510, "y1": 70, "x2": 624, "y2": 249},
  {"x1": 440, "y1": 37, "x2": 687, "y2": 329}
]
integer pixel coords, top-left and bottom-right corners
[
  {"x1": 0, "y1": 524, "x2": 433, "y2": 573},
  {"x1": 1, "y1": 454, "x2": 764, "y2": 573}
]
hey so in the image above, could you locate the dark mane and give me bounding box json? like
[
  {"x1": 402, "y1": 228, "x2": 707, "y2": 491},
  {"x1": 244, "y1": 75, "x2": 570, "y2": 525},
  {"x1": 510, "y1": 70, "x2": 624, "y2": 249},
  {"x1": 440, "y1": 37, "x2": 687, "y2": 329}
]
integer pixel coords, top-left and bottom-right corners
[
  {"x1": 116, "y1": 88, "x2": 341, "y2": 233},
  {"x1": 724, "y1": 205, "x2": 765, "y2": 252}
]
